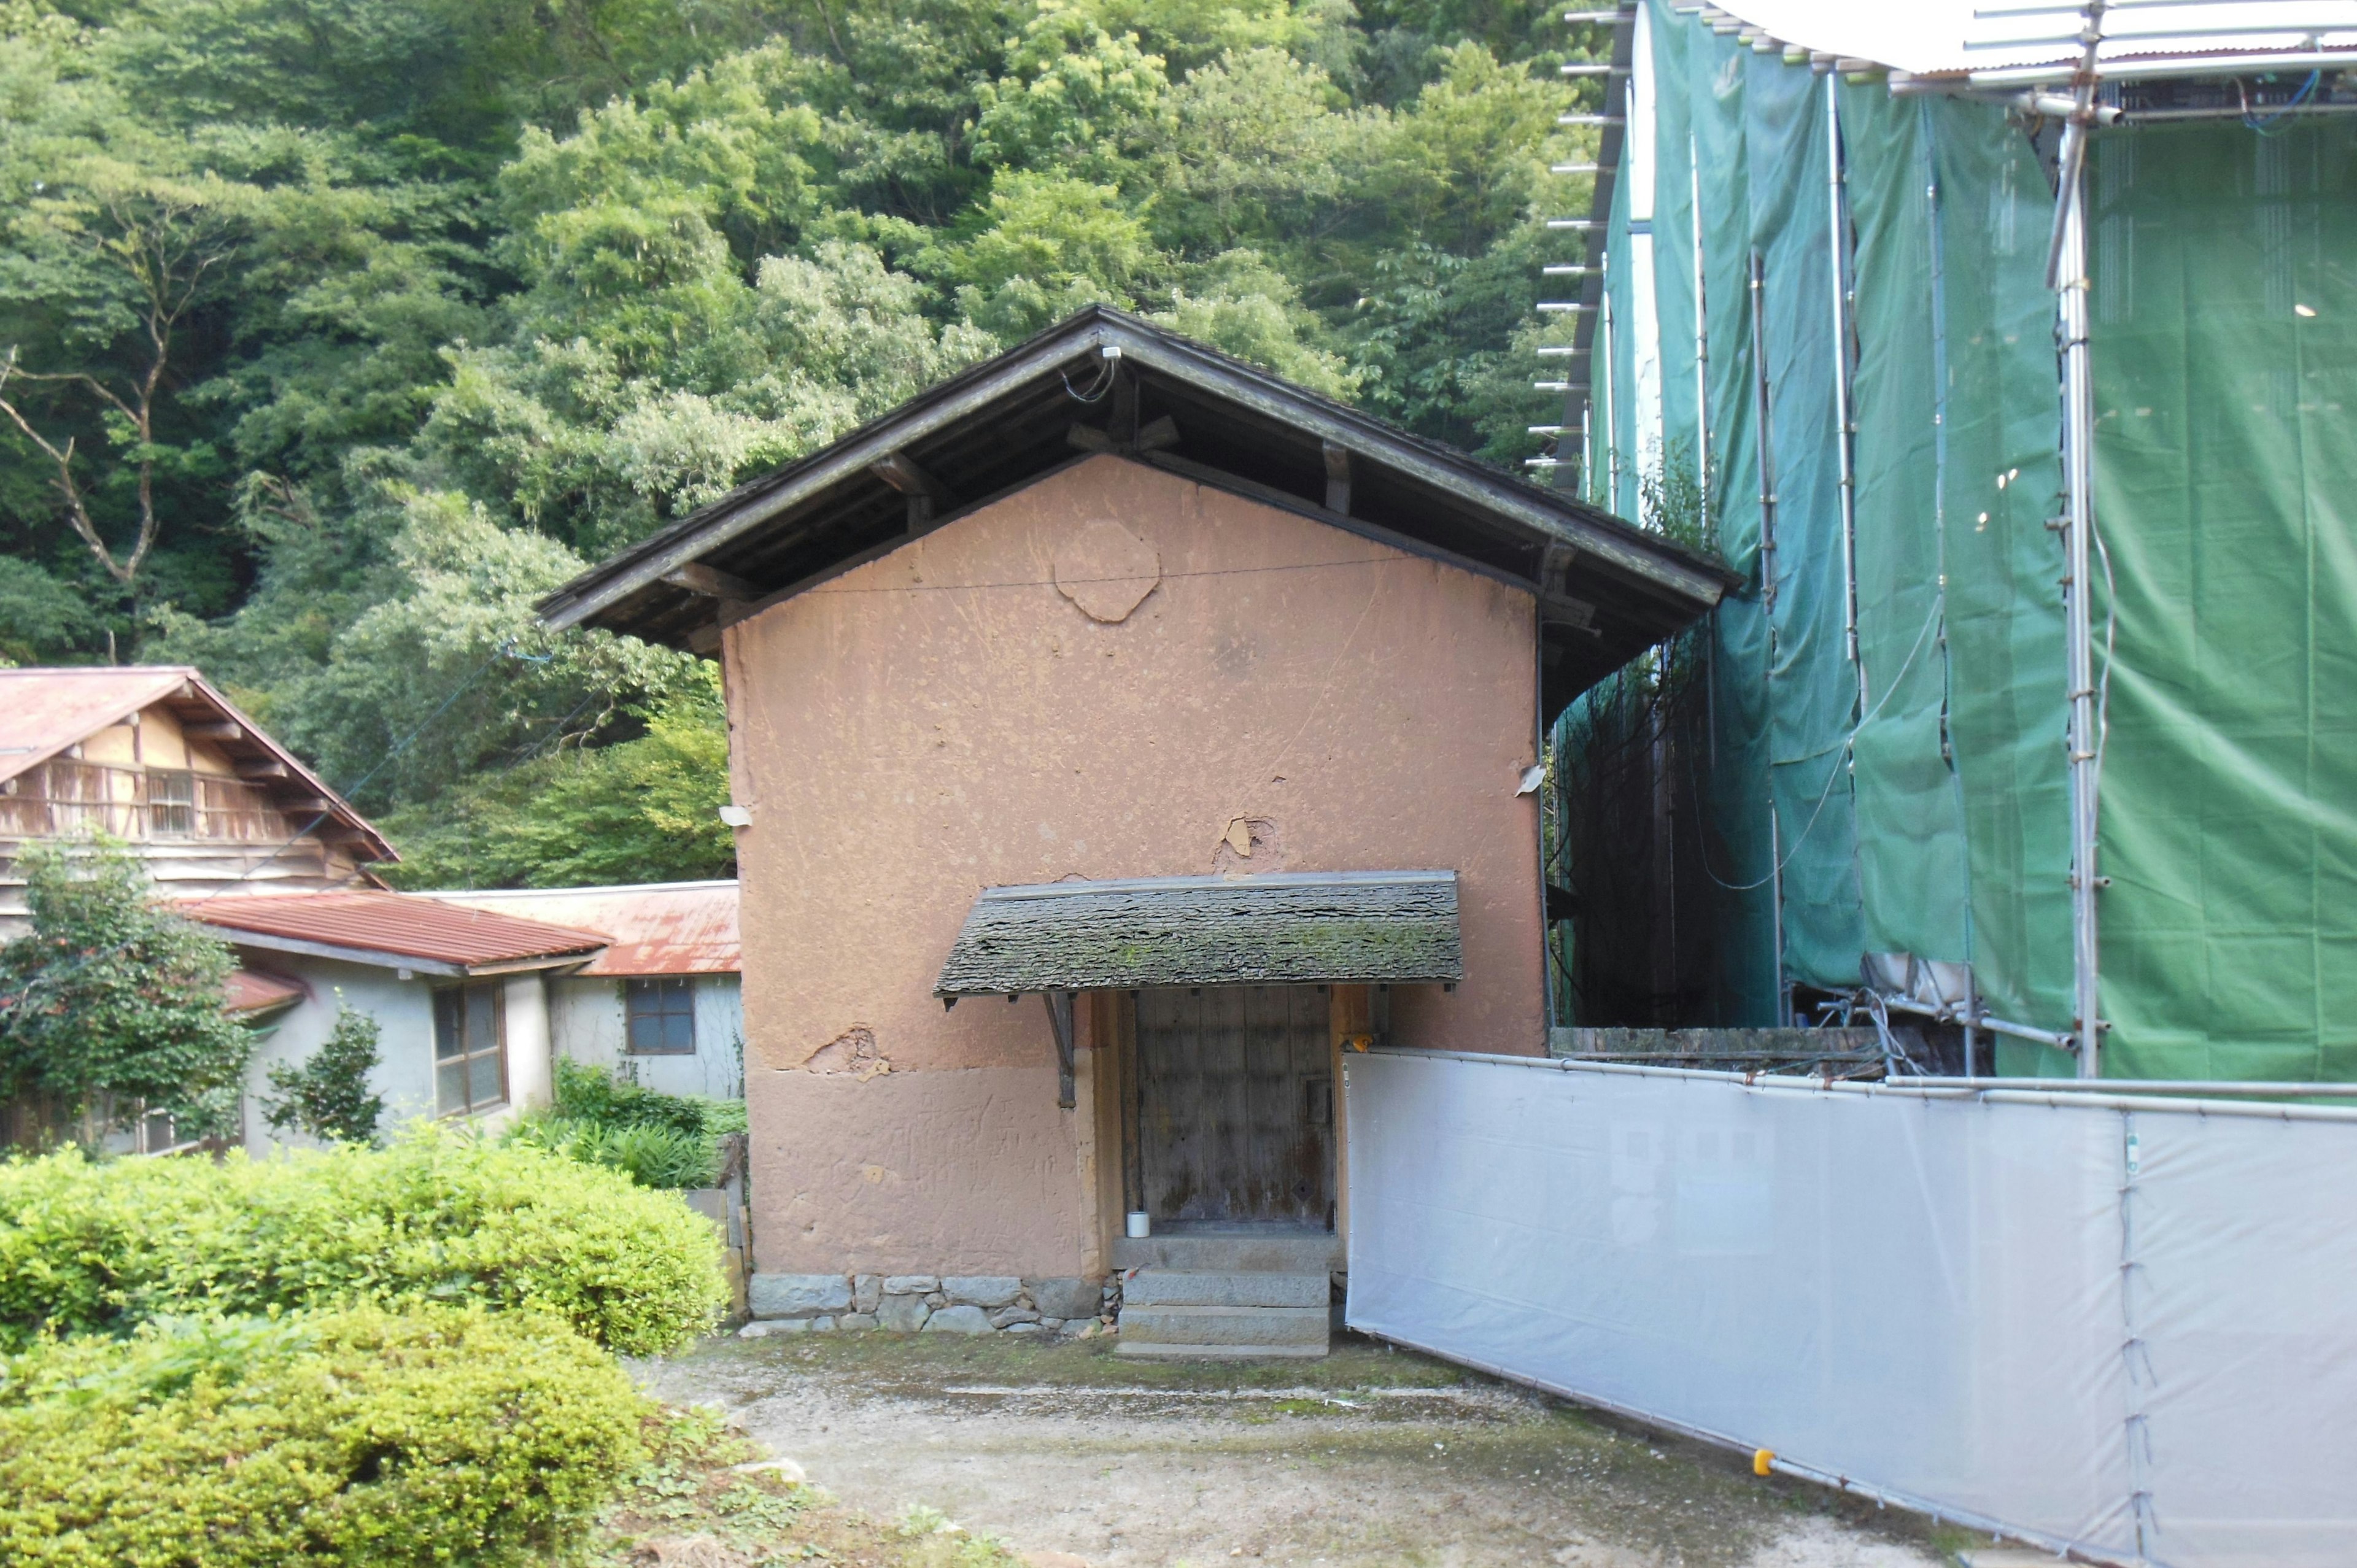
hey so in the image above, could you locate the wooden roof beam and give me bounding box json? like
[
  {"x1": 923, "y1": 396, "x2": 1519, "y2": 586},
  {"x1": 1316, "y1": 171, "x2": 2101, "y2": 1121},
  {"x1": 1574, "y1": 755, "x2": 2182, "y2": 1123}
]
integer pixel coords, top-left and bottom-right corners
[
  {"x1": 1322, "y1": 442, "x2": 1353, "y2": 517},
  {"x1": 870, "y1": 450, "x2": 951, "y2": 533},
  {"x1": 662, "y1": 562, "x2": 759, "y2": 601}
]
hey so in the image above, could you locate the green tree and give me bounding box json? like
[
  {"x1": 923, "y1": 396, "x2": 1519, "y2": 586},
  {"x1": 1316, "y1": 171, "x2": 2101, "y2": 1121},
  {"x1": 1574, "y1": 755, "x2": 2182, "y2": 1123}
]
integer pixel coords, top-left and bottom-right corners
[
  {"x1": 379, "y1": 666, "x2": 734, "y2": 889},
  {"x1": 5, "y1": 0, "x2": 1595, "y2": 883},
  {"x1": 0, "y1": 836, "x2": 250, "y2": 1141},
  {"x1": 261, "y1": 993, "x2": 385, "y2": 1145},
  {"x1": 970, "y1": 4, "x2": 1166, "y2": 182}
]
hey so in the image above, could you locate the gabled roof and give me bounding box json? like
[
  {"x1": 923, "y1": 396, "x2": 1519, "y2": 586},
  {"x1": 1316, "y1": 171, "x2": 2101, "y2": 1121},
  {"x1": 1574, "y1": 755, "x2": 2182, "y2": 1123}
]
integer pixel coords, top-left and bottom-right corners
[
  {"x1": 185, "y1": 890, "x2": 608, "y2": 977},
  {"x1": 0, "y1": 666, "x2": 395, "y2": 863},
  {"x1": 420, "y1": 880, "x2": 739, "y2": 976},
  {"x1": 538, "y1": 306, "x2": 1735, "y2": 717}
]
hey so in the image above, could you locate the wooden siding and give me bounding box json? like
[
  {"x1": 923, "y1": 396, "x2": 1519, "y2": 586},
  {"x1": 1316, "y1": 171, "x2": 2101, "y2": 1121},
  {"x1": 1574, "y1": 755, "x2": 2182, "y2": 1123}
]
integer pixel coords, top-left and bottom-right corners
[{"x1": 0, "y1": 837, "x2": 368, "y2": 937}]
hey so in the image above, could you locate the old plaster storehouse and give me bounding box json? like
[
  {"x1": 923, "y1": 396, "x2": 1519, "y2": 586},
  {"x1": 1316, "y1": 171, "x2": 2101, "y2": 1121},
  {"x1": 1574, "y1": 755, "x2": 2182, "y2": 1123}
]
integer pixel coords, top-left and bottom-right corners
[{"x1": 542, "y1": 309, "x2": 1728, "y2": 1353}]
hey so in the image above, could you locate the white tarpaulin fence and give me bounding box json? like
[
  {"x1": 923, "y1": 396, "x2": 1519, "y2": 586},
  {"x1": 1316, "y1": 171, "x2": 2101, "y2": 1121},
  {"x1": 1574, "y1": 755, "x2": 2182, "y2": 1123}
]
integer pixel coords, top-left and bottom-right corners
[{"x1": 1342, "y1": 1050, "x2": 2357, "y2": 1568}]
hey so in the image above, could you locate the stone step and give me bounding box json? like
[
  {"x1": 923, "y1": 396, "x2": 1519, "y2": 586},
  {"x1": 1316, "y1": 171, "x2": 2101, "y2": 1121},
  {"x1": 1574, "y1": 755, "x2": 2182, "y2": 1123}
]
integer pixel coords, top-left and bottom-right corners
[
  {"x1": 1121, "y1": 1269, "x2": 1328, "y2": 1308},
  {"x1": 1115, "y1": 1340, "x2": 1329, "y2": 1359},
  {"x1": 1115, "y1": 1303, "x2": 1330, "y2": 1348},
  {"x1": 1110, "y1": 1231, "x2": 1342, "y2": 1274}
]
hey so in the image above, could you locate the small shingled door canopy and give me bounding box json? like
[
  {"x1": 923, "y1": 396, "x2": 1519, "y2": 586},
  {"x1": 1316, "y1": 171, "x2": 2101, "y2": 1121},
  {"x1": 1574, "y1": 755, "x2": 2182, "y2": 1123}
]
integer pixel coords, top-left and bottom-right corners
[{"x1": 932, "y1": 870, "x2": 1463, "y2": 998}]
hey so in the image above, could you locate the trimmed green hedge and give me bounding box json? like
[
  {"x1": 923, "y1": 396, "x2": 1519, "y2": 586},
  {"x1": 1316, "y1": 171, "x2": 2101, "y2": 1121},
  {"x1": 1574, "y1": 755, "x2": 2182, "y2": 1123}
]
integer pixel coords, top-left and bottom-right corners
[
  {"x1": 0, "y1": 1305, "x2": 650, "y2": 1565},
  {"x1": 0, "y1": 1128, "x2": 726, "y2": 1355}
]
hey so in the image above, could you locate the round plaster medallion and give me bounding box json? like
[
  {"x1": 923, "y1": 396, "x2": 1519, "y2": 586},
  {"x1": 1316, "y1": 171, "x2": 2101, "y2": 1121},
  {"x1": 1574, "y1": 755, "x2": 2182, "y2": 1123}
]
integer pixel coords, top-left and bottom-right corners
[{"x1": 1053, "y1": 517, "x2": 1161, "y2": 624}]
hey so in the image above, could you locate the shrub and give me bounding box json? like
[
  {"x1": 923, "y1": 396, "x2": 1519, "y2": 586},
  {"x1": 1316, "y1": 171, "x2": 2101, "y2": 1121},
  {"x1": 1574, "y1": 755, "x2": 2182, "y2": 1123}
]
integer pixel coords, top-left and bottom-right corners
[
  {"x1": 0, "y1": 1127, "x2": 726, "y2": 1355},
  {"x1": 553, "y1": 1055, "x2": 748, "y2": 1138},
  {"x1": 507, "y1": 1058, "x2": 746, "y2": 1189},
  {"x1": 261, "y1": 995, "x2": 386, "y2": 1146},
  {"x1": 0, "y1": 1305, "x2": 651, "y2": 1566},
  {"x1": 510, "y1": 1113, "x2": 721, "y2": 1189}
]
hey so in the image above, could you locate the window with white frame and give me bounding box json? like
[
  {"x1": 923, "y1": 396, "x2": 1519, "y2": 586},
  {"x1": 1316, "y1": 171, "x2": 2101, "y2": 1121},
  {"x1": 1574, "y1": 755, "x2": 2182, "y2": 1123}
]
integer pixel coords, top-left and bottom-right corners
[
  {"x1": 433, "y1": 980, "x2": 507, "y2": 1115},
  {"x1": 625, "y1": 978, "x2": 696, "y2": 1055}
]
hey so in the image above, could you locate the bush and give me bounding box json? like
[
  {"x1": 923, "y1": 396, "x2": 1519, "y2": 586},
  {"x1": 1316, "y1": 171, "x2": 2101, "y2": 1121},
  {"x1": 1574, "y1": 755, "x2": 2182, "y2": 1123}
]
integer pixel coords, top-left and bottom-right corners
[
  {"x1": 511, "y1": 1114, "x2": 722, "y2": 1189},
  {"x1": 0, "y1": 1127, "x2": 726, "y2": 1356},
  {"x1": 0, "y1": 1305, "x2": 651, "y2": 1566},
  {"x1": 506, "y1": 1058, "x2": 746, "y2": 1189},
  {"x1": 261, "y1": 996, "x2": 386, "y2": 1146},
  {"x1": 552, "y1": 1055, "x2": 747, "y2": 1138}
]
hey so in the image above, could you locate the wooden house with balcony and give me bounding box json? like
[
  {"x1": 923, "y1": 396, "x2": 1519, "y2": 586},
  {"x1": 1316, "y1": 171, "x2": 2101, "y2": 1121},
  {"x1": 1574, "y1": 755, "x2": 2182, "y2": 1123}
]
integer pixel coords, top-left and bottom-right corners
[{"x1": 0, "y1": 666, "x2": 393, "y2": 935}]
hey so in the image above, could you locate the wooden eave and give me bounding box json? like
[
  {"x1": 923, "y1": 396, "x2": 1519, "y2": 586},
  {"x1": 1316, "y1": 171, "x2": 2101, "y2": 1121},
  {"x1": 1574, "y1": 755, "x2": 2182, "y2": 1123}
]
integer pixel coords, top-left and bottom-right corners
[
  {"x1": 0, "y1": 668, "x2": 395, "y2": 865},
  {"x1": 160, "y1": 677, "x2": 396, "y2": 865},
  {"x1": 536, "y1": 306, "x2": 1738, "y2": 720}
]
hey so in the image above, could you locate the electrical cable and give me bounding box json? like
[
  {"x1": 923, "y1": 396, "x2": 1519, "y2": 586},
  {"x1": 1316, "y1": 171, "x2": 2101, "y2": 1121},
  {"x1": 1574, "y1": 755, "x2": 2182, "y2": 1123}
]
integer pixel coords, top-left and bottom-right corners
[
  {"x1": 2242, "y1": 69, "x2": 2322, "y2": 134},
  {"x1": 1690, "y1": 587, "x2": 1947, "y2": 894}
]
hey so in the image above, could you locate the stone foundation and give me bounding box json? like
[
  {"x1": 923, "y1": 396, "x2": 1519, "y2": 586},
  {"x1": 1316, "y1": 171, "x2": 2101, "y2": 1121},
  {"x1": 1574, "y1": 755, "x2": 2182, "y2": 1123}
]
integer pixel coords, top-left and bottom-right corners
[{"x1": 742, "y1": 1272, "x2": 1117, "y2": 1337}]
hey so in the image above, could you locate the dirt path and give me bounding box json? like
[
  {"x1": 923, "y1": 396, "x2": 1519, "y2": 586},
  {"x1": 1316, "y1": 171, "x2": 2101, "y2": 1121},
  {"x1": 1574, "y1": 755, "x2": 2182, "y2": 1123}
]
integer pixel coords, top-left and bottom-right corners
[{"x1": 644, "y1": 1332, "x2": 1965, "y2": 1568}]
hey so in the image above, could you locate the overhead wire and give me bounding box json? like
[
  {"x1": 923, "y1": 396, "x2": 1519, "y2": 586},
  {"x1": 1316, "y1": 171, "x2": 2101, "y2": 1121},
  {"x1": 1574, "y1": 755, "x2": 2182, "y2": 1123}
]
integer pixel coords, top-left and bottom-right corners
[{"x1": 1690, "y1": 586, "x2": 1948, "y2": 895}]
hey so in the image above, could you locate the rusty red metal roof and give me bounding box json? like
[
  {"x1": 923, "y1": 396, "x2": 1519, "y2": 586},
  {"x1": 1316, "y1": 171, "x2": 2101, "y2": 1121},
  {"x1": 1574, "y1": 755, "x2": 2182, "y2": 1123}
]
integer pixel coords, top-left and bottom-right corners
[
  {"x1": 185, "y1": 890, "x2": 609, "y2": 973},
  {"x1": 0, "y1": 665, "x2": 395, "y2": 862},
  {"x1": 422, "y1": 881, "x2": 738, "y2": 975},
  {"x1": 0, "y1": 668, "x2": 193, "y2": 787},
  {"x1": 224, "y1": 968, "x2": 307, "y2": 1015}
]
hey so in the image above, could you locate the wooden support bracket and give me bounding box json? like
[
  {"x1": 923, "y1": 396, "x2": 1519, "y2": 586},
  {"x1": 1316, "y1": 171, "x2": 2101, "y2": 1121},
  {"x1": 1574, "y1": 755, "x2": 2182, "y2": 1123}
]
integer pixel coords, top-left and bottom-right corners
[
  {"x1": 663, "y1": 562, "x2": 760, "y2": 601},
  {"x1": 1322, "y1": 441, "x2": 1352, "y2": 516},
  {"x1": 870, "y1": 450, "x2": 950, "y2": 533},
  {"x1": 233, "y1": 757, "x2": 290, "y2": 781},
  {"x1": 184, "y1": 720, "x2": 243, "y2": 742},
  {"x1": 1042, "y1": 990, "x2": 1077, "y2": 1109}
]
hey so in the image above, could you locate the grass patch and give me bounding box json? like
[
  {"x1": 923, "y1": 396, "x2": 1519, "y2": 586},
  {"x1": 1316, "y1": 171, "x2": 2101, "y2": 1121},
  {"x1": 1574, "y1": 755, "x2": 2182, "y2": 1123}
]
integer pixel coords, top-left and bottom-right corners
[
  {"x1": 592, "y1": 1407, "x2": 1027, "y2": 1566},
  {"x1": 686, "y1": 1326, "x2": 1473, "y2": 1397}
]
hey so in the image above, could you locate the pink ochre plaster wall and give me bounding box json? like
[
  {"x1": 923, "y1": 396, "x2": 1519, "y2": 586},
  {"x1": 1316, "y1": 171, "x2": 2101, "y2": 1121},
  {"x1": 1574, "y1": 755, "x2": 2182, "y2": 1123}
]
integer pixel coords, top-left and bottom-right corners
[{"x1": 726, "y1": 455, "x2": 1544, "y2": 1276}]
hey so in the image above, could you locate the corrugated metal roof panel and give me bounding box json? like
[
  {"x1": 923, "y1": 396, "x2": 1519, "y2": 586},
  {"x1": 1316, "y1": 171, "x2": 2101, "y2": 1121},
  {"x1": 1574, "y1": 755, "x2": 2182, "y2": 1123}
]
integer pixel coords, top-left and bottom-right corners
[
  {"x1": 224, "y1": 968, "x2": 307, "y2": 1014},
  {"x1": 0, "y1": 668, "x2": 195, "y2": 787},
  {"x1": 1709, "y1": 0, "x2": 2357, "y2": 80},
  {"x1": 0, "y1": 665, "x2": 395, "y2": 863},
  {"x1": 187, "y1": 890, "x2": 609, "y2": 968},
  {"x1": 420, "y1": 881, "x2": 739, "y2": 975}
]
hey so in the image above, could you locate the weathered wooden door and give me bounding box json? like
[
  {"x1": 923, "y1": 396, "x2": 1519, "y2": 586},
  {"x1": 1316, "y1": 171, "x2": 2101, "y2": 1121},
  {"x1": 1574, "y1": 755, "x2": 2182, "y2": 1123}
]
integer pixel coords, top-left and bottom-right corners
[{"x1": 1135, "y1": 985, "x2": 1334, "y2": 1227}]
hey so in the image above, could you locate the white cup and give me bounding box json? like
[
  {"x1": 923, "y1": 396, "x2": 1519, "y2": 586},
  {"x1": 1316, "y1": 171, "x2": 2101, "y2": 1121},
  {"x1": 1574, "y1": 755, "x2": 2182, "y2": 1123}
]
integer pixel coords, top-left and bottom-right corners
[{"x1": 1125, "y1": 1211, "x2": 1151, "y2": 1239}]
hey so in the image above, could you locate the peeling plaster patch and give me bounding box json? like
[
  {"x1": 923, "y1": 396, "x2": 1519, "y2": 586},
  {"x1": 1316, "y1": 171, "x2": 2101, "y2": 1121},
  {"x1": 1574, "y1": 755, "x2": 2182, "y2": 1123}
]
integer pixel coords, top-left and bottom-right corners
[
  {"x1": 1211, "y1": 816, "x2": 1285, "y2": 875},
  {"x1": 804, "y1": 1026, "x2": 891, "y2": 1079},
  {"x1": 1052, "y1": 518, "x2": 1160, "y2": 623}
]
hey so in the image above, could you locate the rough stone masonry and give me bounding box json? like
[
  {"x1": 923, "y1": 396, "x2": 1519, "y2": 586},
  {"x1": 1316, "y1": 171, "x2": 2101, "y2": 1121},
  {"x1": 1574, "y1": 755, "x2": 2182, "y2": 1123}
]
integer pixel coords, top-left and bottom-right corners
[{"x1": 740, "y1": 1273, "x2": 1117, "y2": 1337}]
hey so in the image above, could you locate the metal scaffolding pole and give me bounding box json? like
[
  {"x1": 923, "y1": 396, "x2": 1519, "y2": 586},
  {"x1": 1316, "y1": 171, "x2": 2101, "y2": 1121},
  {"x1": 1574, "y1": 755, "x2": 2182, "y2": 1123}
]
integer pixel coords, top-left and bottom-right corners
[
  {"x1": 2049, "y1": 2, "x2": 2107, "y2": 1078},
  {"x1": 1825, "y1": 75, "x2": 1864, "y2": 712},
  {"x1": 2057, "y1": 172, "x2": 2103, "y2": 1077}
]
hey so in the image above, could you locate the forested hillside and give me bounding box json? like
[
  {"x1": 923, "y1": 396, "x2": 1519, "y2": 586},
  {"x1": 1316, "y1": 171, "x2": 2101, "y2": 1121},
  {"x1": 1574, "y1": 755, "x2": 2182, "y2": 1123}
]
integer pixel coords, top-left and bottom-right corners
[{"x1": 0, "y1": 0, "x2": 1598, "y2": 885}]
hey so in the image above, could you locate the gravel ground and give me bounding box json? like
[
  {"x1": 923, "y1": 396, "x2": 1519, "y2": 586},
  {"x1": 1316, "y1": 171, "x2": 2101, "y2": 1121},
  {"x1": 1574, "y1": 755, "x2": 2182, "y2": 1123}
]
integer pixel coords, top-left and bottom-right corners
[{"x1": 643, "y1": 1331, "x2": 1968, "y2": 1568}]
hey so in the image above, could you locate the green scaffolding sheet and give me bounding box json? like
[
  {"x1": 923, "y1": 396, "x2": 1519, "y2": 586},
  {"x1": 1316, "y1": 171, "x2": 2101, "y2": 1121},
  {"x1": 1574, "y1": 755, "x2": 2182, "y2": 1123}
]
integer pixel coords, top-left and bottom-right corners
[
  {"x1": 1841, "y1": 88, "x2": 2076, "y2": 1065},
  {"x1": 2091, "y1": 120, "x2": 2357, "y2": 1081},
  {"x1": 1565, "y1": 4, "x2": 2357, "y2": 1079},
  {"x1": 1569, "y1": 3, "x2": 2070, "y2": 1045}
]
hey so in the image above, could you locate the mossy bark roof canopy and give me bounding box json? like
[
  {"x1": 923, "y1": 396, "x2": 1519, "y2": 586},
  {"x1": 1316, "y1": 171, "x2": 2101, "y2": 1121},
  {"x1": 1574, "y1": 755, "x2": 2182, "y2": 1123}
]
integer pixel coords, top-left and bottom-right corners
[
  {"x1": 536, "y1": 306, "x2": 1733, "y2": 722},
  {"x1": 934, "y1": 870, "x2": 1463, "y2": 995}
]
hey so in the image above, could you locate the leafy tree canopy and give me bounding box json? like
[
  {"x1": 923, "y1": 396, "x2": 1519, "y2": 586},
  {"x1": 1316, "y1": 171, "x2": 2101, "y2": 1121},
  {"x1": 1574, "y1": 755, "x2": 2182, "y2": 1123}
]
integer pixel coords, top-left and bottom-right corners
[
  {"x1": 0, "y1": 835, "x2": 250, "y2": 1138},
  {"x1": 0, "y1": 0, "x2": 1604, "y2": 884}
]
